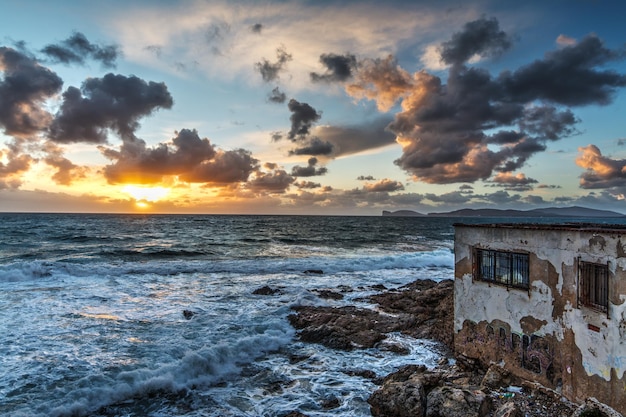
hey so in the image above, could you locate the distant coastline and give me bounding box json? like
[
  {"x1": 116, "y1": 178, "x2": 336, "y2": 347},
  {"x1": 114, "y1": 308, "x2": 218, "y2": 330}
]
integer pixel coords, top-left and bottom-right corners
[{"x1": 382, "y1": 206, "x2": 626, "y2": 218}]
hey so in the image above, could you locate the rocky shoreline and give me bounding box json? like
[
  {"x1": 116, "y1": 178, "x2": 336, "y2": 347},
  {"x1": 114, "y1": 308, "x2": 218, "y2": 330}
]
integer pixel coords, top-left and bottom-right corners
[{"x1": 283, "y1": 278, "x2": 622, "y2": 417}]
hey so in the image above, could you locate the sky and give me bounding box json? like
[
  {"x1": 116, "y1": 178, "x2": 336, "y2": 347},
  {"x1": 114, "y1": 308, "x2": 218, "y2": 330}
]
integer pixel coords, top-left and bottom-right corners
[{"x1": 1, "y1": 0, "x2": 625, "y2": 215}]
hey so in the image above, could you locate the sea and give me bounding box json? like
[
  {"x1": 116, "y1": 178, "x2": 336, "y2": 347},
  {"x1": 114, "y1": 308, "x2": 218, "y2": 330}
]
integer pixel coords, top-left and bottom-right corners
[{"x1": 0, "y1": 213, "x2": 623, "y2": 417}]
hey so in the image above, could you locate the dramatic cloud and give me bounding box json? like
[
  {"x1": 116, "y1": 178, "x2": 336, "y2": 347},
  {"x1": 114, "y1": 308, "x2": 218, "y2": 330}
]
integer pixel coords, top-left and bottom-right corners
[
  {"x1": 499, "y1": 34, "x2": 626, "y2": 106},
  {"x1": 487, "y1": 172, "x2": 538, "y2": 192},
  {"x1": 0, "y1": 146, "x2": 32, "y2": 189},
  {"x1": 296, "y1": 180, "x2": 321, "y2": 189},
  {"x1": 439, "y1": 16, "x2": 513, "y2": 66},
  {"x1": 255, "y1": 45, "x2": 292, "y2": 82},
  {"x1": 372, "y1": 21, "x2": 626, "y2": 185},
  {"x1": 42, "y1": 142, "x2": 87, "y2": 185},
  {"x1": 49, "y1": 73, "x2": 173, "y2": 143},
  {"x1": 247, "y1": 169, "x2": 295, "y2": 194},
  {"x1": 287, "y1": 99, "x2": 322, "y2": 140},
  {"x1": 346, "y1": 55, "x2": 412, "y2": 112},
  {"x1": 363, "y1": 178, "x2": 404, "y2": 192},
  {"x1": 576, "y1": 144, "x2": 626, "y2": 189},
  {"x1": 291, "y1": 157, "x2": 328, "y2": 177},
  {"x1": 41, "y1": 32, "x2": 120, "y2": 68},
  {"x1": 0, "y1": 47, "x2": 63, "y2": 137},
  {"x1": 311, "y1": 117, "x2": 396, "y2": 157},
  {"x1": 101, "y1": 128, "x2": 258, "y2": 185},
  {"x1": 268, "y1": 87, "x2": 286, "y2": 104},
  {"x1": 310, "y1": 53, "x2": 357, "y2": 83},
  {"x1": 288, "y1": 137, "x2": 334, "y2": 156}
]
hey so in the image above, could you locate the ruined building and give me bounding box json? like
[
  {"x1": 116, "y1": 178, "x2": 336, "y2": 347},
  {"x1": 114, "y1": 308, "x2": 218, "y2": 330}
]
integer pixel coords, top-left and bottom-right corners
[{"x1": 454, "y1": 223, "x2": 626, "y2": 413}]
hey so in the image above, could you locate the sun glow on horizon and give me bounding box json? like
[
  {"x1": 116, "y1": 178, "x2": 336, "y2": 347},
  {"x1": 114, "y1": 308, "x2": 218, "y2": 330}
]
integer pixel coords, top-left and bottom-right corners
[{"x1": 121, "y1": 185, "x2": 170, "y2": 202}]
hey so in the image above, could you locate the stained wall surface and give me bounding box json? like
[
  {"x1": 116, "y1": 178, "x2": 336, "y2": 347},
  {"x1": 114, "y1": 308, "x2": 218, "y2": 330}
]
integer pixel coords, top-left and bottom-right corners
[{"x1": 454, "y1": 224, "x2": 626, "y2": 413}]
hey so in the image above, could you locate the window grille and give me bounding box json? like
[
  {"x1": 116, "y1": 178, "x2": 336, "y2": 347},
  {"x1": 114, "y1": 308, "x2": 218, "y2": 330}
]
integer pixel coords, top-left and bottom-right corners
[
  {"x1": 579, "y1": 261, "x2": 609, "y2": 314},
  {"x1": 475, "y1": 248, "x2": 529, "y2": 289}
]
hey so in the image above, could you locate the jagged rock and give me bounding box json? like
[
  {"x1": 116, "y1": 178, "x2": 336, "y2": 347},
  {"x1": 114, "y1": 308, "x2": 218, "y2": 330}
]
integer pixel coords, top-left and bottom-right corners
[
  {"x1": 288, "y1": 305, "x2": 412, "y2": 350},
  {"x1": 370, "y1": 279, "x2": 454, "y2": 349},
  {"x1": 368, "y1": 378, "x2": 426, "y2": 417},
  {"x1": 425, "y1": 386, "x2": 490, "y2": 417},
  {"x1": 283, "y1": 412, "x2": 308, "y2": 417},
  {"x1": 252, "y1": 285, "x2": 280, "y2": 295},
  {"x1": 289, "y1": 280, "x2": 453, "y2": 351},
  {"x1": 321, "y1": 395, "x2": 340, "y2": 409},
  {"x1": 571, "y1": 398, "x2": 624, "y2": 417},
  {"x1": 182, "y1": 310, "x2": 195, "y2": 320},
  {"x1": 315, "y1": 289, "x2": 344, "y2": 300},
  {"x1": 481, "y1": 364, "x2": 514, "y2": 390},
  {"x1": 494, "y1": 401, "x2": 523, "y2": 417}
]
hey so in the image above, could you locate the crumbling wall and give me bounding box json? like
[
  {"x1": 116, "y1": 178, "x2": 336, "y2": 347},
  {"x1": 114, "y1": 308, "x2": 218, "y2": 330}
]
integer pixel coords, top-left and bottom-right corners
[{"x1": 454, "y1": 224, "x2": 626, "y2": 413}]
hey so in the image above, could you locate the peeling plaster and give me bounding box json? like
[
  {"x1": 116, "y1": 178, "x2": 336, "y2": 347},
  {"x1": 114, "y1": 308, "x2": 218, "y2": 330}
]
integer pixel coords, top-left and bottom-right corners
[{"x1": 454, "y1": 224, "x2": 626, "y2": 412}]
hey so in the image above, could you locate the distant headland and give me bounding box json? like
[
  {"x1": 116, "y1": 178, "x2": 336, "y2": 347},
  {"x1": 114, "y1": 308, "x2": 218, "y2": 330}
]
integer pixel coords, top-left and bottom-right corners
[{"x1": 382, "y1": 206, "x2": 626, "y2": 218}]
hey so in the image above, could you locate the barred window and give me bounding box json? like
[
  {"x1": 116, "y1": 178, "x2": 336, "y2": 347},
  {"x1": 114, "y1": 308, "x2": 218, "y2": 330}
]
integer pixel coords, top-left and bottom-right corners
[
  {"x1": 475, "y1": 248, "x2": 529, "y2": 289},
  {"x1": 579, "y1": 261, "x2": 609, "y2": 314}
]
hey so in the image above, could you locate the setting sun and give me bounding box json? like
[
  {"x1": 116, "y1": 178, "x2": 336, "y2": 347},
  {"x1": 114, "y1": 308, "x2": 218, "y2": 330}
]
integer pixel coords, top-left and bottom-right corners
[{"x1": 121, "y1": 185, "x2": 170, "y2": 202}]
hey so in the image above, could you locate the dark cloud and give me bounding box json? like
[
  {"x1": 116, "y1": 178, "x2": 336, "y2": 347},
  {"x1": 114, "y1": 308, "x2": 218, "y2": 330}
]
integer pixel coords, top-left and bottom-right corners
[
  {"x1": 440, "y1": 16, "x2": 513, "y2": 66},
  {"x1": 363, "y1": 178, "x2": 404, "y2": 192},
  {"x1": 487, "y1": 172, "x2": 538, "y2": 192},
  {"x1": 49, "y1": 73, "x2": 173, "y2": 143},
  {"x1": 524, "y1": 195, "x2": 545, "y2": 205},
  {"x1": 617, "y1": 138, "x2": 625, "y2": 146},
  {"x1": 499, "y1": 35, "x2": 626, "y2": 106},
  {"x1": 291, "y1": 157, "x2": 328, "y2": 177},
  {"x1": 0, "y1": 47, "x2": 63, "y2": 137},
  {"x1": 357, "y1": 175, "x2": 375, "y2": 181},
  {"x1": 459, "y1": 184, "x2": 474, "y2": 192},
  {"x1": 255, "y1": 45, "x2": 292, "y2": 82},
  {"x1": 41, "y1": 32, "x2": 120, "y2": 68},
  {"x1": 101, "y1": 129, "x2": 259, "y2": 186},
  {"x1": 310, "y1": 53, "x2": 357, "y2": 83},
  {"x1": 424, "y1": 191, "x2": 472, "y2": 204},
  {"x1": 576, "y1": 144, "x2": 626, "y2": 189},
  {"x1": 288, "y1": 137, "x2": 334, "y2": 156},
  {"x1": 296, "y1": 180, "x2": 321, "y2": 189},
  {"x1": 251, "y1": 23, "x2": 263, "y2": 34},
  {"x1": 248, "y1": 169, "x2": 294, "y2": 194},
  {"x1": 287, "y1": 99, "x2": 322, "y2": 140},
  {"x1": 378, "y1": 25, "x2": 626, "y2": 185},
  {"x1": 268, "y1": 87, "x2": 286, "y2": 104},
  {"x1": 312, "y1": 117, "x2": 396, "y2": 157}
]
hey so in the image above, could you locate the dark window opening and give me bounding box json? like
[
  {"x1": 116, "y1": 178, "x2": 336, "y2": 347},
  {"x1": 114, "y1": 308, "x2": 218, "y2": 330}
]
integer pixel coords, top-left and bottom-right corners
[
  {"x1": 475, "y1": 248, "x2": 529, "y2": 289},
  {"x1": 579, "y1": 261, "x2": 609, "y2": 314}
]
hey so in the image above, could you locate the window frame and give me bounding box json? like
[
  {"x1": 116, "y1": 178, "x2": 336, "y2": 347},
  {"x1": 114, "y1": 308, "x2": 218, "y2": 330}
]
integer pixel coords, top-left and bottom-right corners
[
  {"x1": 578, "y1": 260, "x2": 609, "y2": 316},
  {"x1": 473, "y1": 248, "x2": 530, "y2": 290}
]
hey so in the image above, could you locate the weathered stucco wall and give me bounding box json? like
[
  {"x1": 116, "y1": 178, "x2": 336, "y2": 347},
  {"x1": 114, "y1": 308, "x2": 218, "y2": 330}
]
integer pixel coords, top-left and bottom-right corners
[{"x1": 454, "y1": 224, "x2": 626, "y2": 413}]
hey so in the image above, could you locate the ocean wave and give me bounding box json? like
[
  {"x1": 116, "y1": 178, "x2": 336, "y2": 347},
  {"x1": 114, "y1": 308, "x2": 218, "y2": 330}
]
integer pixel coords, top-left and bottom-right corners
[{"x1": 0, "y1": 249, "x2": 453, "y2": 283}]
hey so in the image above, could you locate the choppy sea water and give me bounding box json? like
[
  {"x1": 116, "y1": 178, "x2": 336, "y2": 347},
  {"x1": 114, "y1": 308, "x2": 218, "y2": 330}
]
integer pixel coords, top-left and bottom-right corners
[{"x1": 3, "y1": 213, "x2": 611, "y2": 416}]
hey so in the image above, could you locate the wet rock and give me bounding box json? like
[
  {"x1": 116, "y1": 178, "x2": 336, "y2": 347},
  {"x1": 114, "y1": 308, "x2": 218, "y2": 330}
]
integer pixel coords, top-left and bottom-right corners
[
  {"x1": 182, "y1": 310, "x2": 195, "y2": 320},
  {"x1": 370, "y1": 279, "x2": 454, "y2": 350},
  {"x1": 321, "y1": 395, "x2": 340, "y2": 409},
  {"x1": 288, "y1": 279, "x2": 453, "y2": 352},
  {"x1": 368, "y1": 376, "x2": 426, "y2": 417},
  {"x1": 288, "y1": 305, "x2": 412, "y2": 350},
  {"x1": 315, "y1": 289, "x2": 344, "y2": 300},
  {"x1": 303, "y1": 269, "x2": 323, "y2": 274},
  {"x1": 252, "y1": 285, "x2": 280, "y2": 295},
  {"x1": 283, "y1": 412, "x2": 309, "y2": 417}
]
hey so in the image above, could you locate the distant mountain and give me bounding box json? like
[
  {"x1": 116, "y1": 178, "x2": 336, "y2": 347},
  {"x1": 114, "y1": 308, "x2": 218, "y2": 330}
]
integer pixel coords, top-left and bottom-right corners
[
  {"x1": 382, "y1": 206, "x2": 625, "y2": 218},
  {"x1": 382, "y1": 210, "x2": 426, "y2": 217}
]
